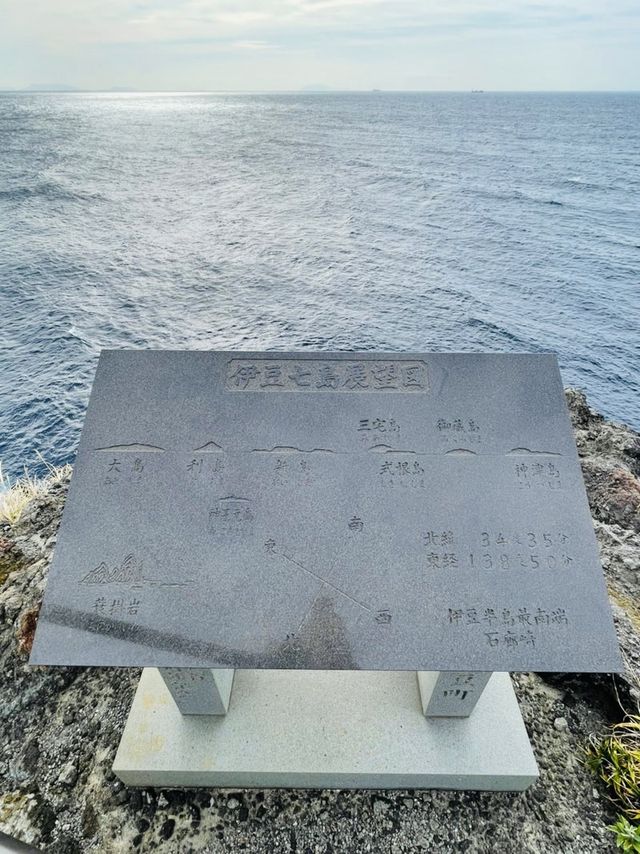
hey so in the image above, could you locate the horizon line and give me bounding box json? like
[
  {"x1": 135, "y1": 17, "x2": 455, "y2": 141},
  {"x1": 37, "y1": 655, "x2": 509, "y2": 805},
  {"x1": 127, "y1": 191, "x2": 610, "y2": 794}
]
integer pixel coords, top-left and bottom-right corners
[{"x1": 1, "y1": 87, "x2": 640, "y2": 94}]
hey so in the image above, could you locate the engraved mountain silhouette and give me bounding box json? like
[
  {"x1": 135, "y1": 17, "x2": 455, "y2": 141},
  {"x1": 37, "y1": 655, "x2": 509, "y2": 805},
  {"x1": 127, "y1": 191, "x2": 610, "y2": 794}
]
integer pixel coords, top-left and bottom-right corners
[
  {"x1": 506, "y1": 447, "x2": 561, "y2": 456},
  {"x1": 80, "y1": 553, "x2": 143, "y2": 585},
  {"x1": 79, "y1": 562, "x2": 111, "y2": 584},
  {"x1": 94, "y1": 443, "x2": 165, "y2": 452},
  {"x1": 110, "y1": 554, "x2": 143, "y2": 583},
  {"x1": 193, "y1": 440, "x2": 223, "y2": 452}
]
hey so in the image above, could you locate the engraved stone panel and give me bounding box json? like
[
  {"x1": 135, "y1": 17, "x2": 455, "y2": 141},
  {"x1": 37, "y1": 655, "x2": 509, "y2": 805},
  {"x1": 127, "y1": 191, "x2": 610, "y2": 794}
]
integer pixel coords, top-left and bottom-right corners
[{"x1": 29, "y1": 351, "x2": 622, "y2": 673}]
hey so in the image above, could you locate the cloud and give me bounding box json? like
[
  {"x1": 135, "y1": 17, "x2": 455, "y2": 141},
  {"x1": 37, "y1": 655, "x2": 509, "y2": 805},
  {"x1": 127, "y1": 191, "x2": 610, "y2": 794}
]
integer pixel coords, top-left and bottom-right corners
[
  {"x1": 0, "y1": 0, "x2": 638, "y2": 89},
  {"x1": 6, "y1": 0, "x2": 639, "y2": 46},
  {"x1": 231, "y1": 40, "x2": 276, "y2": 50}
]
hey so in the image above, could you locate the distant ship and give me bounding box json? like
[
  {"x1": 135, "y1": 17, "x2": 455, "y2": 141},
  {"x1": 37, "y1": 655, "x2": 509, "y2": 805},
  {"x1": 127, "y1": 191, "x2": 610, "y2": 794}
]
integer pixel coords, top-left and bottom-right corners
[{"x1": 471, "y1": 89, "x2": 485, "y2": 93}]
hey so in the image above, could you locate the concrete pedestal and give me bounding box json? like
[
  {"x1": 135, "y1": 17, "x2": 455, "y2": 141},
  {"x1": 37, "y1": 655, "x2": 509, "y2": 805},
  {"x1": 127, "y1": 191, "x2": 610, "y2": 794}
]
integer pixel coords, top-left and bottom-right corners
[{"x1": 114, "y1": 669, "x2": 538, "y2": 790}]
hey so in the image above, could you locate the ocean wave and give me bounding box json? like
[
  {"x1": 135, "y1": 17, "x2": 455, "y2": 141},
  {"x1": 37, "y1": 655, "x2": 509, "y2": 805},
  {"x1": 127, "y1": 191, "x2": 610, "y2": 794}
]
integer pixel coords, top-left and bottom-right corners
[
  {"x1": 0, "y1": 182, "x2": 106, "y2": 203},
  {"x1": 559, "y1": 176, "x2": 615, "y2": 191},
  {"x1": 462, "y1": 186, "x2": 565, "y2": 208},
  {"x1": 465, "y1": 318, "x2": 535, "y2": 349}
]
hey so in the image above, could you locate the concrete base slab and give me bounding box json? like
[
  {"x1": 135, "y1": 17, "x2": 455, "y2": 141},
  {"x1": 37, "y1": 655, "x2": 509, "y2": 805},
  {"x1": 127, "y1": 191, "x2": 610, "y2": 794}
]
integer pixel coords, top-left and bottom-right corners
[{"x1": 114, "y1": 669, "x2": 538, "y2": 790}]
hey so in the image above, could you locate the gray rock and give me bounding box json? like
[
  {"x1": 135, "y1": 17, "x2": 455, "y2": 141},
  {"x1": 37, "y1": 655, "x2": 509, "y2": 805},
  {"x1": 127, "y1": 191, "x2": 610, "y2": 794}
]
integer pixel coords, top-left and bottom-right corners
[
  {"x1": 21, "y1": 738, "x2": 40, "y2": 774},
  {"x1": 113, "y1": 788, "x2": 129, "y2": 805},
  {"x1": 373, "y1": 798, "x2": 390, "y2": 816},
  {"x1": 58, "y1": 761, "x2": 78, "y2": 787}
]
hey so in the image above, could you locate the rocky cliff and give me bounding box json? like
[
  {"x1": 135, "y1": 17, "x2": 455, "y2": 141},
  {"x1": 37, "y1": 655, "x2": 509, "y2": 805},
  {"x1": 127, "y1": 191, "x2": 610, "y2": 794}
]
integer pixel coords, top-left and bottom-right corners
[{"x1": 1, "y1": 389, "x2": 638, "y2": 853}]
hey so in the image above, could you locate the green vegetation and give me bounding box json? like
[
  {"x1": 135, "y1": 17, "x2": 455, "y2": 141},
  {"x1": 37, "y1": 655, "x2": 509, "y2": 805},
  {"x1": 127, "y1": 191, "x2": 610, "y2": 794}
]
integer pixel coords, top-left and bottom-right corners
[
  {"x1": 587, "y1": 715, "x2": 640, "y2": 849},
  {"x1": 608, "y1": 816, "x2": 640, "y2": 853}
]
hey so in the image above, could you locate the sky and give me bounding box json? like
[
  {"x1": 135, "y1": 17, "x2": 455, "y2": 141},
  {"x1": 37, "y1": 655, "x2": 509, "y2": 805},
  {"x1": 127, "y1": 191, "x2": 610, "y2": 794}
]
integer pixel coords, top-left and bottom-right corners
[{"x1": 1, "y1": 0, "x2": 639, "y2": 92}]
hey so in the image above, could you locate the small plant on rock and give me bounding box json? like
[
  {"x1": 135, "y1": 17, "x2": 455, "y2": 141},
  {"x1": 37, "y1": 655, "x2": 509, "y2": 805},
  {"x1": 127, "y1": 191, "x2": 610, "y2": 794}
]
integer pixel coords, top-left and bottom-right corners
[
  {"x1": 587, "y1": 715, "x2": 640, "y2": 849},
  {"x1": 608, "y1": 816, "x2": 640, "y2": 853},
  {"x1": 586, "y1": 716, "x2": 640, "y2": 819}
]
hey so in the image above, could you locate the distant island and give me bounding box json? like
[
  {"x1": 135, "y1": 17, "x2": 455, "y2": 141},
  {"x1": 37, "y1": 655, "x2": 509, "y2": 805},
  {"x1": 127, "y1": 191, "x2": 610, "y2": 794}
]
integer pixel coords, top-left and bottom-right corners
[
  {"x1": 23, "y1": 84, "x2": 81, "y2": 92},
  {"x1": 20, "y1": 85, "x2": 136, "y2": 93},
  {"x1": 300, "y1": 84, "x2": 336, "y2": 92}
]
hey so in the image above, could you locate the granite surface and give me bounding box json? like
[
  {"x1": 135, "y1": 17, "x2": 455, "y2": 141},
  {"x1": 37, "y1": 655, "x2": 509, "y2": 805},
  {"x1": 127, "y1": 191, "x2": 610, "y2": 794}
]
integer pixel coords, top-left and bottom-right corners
[{"x1": 30, "y1": 352, "x2": 620, "y2": 673}]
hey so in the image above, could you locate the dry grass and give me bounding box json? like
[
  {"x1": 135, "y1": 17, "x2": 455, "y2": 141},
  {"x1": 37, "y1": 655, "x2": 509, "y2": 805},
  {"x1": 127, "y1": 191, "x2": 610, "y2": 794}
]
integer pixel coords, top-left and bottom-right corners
[
  {"x1": 586, "y1": 716, "x2": 640, "y2": 821},
  {"x1": 609, "y1": 587, "x2": 640, "y2": 635},
  {"x1": 586, "y1": 716, "x2": 640, "y2": 850},
  {"x1": 0, "y1": 454, "x2": 71, "y2": 526}
]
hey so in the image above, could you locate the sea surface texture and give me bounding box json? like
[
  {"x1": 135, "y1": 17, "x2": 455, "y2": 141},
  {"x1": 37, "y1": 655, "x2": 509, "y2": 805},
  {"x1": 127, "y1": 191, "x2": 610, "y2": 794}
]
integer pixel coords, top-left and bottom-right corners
[{"x1": 0, "y1": 92, "x2": 638, "y2": 480}]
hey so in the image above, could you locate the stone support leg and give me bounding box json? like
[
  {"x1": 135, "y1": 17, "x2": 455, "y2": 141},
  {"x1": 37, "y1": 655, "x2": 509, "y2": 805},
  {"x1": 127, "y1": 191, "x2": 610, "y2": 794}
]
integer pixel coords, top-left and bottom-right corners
[
  {"x1": 417, "y1": 671, "x2": 492, "y2": 717},
  {"x1": 158, "y1": 668, "x2": 235, "y2": 715}
]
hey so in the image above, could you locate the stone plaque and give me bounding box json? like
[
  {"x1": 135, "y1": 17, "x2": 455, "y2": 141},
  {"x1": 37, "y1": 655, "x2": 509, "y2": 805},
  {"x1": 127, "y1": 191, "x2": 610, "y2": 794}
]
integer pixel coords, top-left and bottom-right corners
[{"x1": 29, "y1": 351, "x2": 622, "y2": 673}]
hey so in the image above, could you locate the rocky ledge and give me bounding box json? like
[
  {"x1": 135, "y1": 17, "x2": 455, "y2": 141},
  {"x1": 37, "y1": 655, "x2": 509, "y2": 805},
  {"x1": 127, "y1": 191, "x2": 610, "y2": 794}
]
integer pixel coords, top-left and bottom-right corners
[{"x1": 1, "y1": 389, "x2": 639, "y2": 854}]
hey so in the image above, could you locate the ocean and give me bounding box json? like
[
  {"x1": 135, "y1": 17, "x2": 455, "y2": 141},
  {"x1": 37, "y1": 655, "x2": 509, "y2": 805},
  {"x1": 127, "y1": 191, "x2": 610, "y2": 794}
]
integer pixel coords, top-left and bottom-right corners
[{"x1": 0, "y1": 91, "x2": 638, "y2": 481}]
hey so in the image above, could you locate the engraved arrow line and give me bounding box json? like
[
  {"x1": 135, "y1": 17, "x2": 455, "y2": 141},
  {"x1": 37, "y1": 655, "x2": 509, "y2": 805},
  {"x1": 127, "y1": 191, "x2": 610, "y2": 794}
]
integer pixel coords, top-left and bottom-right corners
[
  {"x1": 293, "y1": 596, "x2": 321, "y2": 634},
  {"x1": 278, "y1": 551, "x2": 372, "y2": 614}
]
